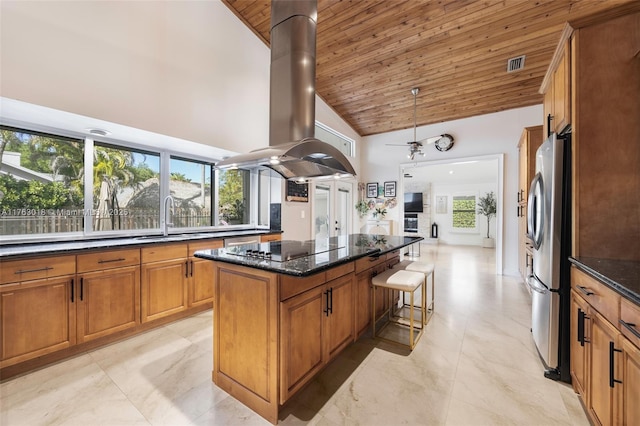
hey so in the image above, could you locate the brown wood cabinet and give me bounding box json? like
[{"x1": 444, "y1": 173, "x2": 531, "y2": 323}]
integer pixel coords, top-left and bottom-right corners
[
  {"x1": 187, "y1": 240, "x2": 222, "y2": 307},
  {"x1": 516, "y1": 126, "x2": 542, "y2": 281},
  {"x1": 567, "y1": 10, "x2": 640, "y2": 260},
  {"x1": 570, "y1": 266, "x2": 639, "y2": 425},
  {"x1": 0, "y1": 275, "x2": 76, "y2": 367},
  {"x1": 76, "y1": 248, "x2": 140, "y2": 343},
  {"x1": 570, "y1": 288, "x2": 590, "y2": 398},
  {"x1": 280, "y1": 272, "x2": 354, "y2": 403},
  {"x1": 541, "y1": 35, "x2": 571, "y2": 137},
  {"x1": 260, "y1": 233, "x2": 282, "y2": 243},
  {"x1": 141, "y1": 247, "x2": 189, "y2": 323}
]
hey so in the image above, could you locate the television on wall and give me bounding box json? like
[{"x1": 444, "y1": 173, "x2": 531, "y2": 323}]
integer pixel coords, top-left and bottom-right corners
[{"x1": 404, "y1": 192, "x2": 423, "y2": 212}]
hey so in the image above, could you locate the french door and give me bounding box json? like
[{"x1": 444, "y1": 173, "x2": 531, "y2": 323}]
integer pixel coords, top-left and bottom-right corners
[{"x1": 312, "y1": 181, "x2": 353, "y2": 239}]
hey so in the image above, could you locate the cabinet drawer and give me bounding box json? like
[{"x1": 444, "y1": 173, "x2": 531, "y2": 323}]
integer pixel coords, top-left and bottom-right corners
[
  {"x1": 620, "y1": 298, "x2": 640, "y2": 348},
  {"x1": 280, "y1": 271, "x2": 326, "y2": 301},
  {"x1": 260, "y1": 233, "x2": 281, "y2": 243},
  {"x1": 77, "y1": 248, "x2": 140, "y2": 273},
  {"x1": 571, "y1": 267, "x2": 620, "y2": 324},
  {"x1": 326, "y1": 261, "x2": 354, "y2": 282},
  {"x1": 188, "y1": 239, "x2": 223, "y2": 257},
  {"x1": 355, "y1": 255, "x2": 386, "y2": 274},
  {"x1": 141, "y1": 243, "x2": 187, "y2": 263},
  {"x1": 0, "y1": 255, "x2": 75, "y2": 284}
]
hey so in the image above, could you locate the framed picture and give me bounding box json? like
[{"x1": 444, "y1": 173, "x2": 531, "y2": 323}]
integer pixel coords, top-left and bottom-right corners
[
  {"x1": 436, "y1": 195, "x2": 447, "y2": 214},
  {"x1": 384, "y1": 181, "x2": 396, "y2": 197},
  {"x1": 366, "y1": 182, "x2": 378, "y2": 198}
]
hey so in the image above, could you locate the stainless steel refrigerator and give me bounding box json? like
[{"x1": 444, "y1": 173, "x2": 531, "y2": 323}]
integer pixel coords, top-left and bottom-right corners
[{"x1": 527, "y1": 132, "x2": 571, "y2": 382}]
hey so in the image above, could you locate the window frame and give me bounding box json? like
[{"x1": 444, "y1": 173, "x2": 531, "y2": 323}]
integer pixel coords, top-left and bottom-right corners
[
  {"x1": 0, "y1": 123, "x2": 271, "y2": 244},
  {"x1": 451, "y1": 192, "x2": 479, "y2": 233}
]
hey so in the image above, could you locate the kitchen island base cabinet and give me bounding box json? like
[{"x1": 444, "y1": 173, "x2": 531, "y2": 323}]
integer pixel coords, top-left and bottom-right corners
[
  {"x1": 280, "y1": 273, "x2": 355, "y2": 403},
  {"x1": 211, "y1": 261, "x2": 356, "y2": 424},
  {"x1": 214, "y1": 263, "x2": 279, "y2": 424}
]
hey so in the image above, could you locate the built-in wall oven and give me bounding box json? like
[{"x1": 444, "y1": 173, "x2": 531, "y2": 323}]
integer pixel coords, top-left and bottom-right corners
[{"x1": 404, "y1": 214, "x2": 418, "y2": 233}]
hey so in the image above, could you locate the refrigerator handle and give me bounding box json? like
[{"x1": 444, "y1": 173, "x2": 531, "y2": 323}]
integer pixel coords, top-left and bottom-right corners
[
  {"x1": 527, "y1": 172, "x2": 544, "y2": 250},
  {"x1": 526, "y1": 275, "x2": 548, "y2": 294}
]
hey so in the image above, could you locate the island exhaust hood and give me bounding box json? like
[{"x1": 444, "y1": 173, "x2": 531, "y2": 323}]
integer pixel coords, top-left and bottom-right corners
[{"x1": 215, "y1": 0, "x2": 356, "y2": 180}]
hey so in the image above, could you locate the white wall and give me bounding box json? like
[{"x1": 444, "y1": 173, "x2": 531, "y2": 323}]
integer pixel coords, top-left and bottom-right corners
[
  {"x1": 431, "y1": 182, "x2": 497, "y2": 245},
  {"x1": 361, "y1": 105, "x2": 543, "y2": 276},
  {"x1": 0, "y1": 2, "x2": 362, "y2": 157},
  {"x1": 0, "y1": 0, "x2": 362, "y2": 242}
]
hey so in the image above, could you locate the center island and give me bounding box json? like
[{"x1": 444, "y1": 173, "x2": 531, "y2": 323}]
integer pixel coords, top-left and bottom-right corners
[{"x1": 194, "y1": 234, "x2": 422, "y2": 423}]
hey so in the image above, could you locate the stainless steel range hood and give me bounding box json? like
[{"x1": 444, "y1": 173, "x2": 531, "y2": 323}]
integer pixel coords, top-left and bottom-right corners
[{"x1": 215, "y1": 0, "x2": 356, "y2": 180}]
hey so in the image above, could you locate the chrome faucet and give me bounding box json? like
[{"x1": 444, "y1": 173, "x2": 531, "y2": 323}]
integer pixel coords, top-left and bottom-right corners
[{"x1": 163, "y1": 195, "x2": 175, "y2": 236}]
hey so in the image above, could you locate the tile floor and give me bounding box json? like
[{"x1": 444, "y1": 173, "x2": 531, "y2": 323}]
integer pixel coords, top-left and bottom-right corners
[{"x1": 0, "y1": 244, "x2": 589, "y2": 425}]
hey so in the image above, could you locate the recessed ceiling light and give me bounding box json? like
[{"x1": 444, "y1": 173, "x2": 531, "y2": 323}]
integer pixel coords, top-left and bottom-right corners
[{"x1": 86, "y1": 128, "x2": 110, "y2": 137}]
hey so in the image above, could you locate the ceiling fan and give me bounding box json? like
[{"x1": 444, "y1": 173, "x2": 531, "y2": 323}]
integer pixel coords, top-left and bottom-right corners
[{"x1": 387, "y1": 88, "x2": 454, "y2": 159}]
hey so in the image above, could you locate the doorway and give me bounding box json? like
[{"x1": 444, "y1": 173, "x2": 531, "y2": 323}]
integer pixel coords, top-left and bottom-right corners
[
  {"x1": 312, "y1": 181, "x2": 353, "y2": 239},
  {"x1": 400, "y1": 154, "x2": 503, "y2": 274}
]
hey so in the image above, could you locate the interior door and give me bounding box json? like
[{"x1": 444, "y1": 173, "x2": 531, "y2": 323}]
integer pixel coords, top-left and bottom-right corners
[{"x1": 313, "y1": 181, "x2": 353, "y2": 239}]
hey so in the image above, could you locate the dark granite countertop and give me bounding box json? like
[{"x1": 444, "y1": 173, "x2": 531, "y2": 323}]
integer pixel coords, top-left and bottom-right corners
[
  {"x1": 0, "y1": 229, "x2": 281, "y2": 258},
  {"x1": 569, "y1": 257, "x2": 640, "y2": 305},
  {"x1": 194, "y1": 234, "x2": 423, "y2": 277}
]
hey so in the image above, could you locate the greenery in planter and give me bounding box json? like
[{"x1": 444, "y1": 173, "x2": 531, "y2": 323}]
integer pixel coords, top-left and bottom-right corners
[
  {"x1": 373, "y1": 207, "x2": 387, "y2": 219},
  {"x1": 477, "y1": 191, "x2": 497, "y2": 238},
  {"x1": 355, "y1": 200, "x2": 369, "y2": 218}
]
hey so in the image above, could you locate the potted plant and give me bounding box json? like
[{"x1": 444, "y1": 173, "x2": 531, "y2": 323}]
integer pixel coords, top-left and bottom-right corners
[
  {"x1": 355, "y1": 200, "x2": 369, "y2": 218},
  {"x1": 477, "y1": 191, "x2": 497, "y2": 248},
  {"x1": 373, "y1": 207, "x2": 387, "y2": 220}
]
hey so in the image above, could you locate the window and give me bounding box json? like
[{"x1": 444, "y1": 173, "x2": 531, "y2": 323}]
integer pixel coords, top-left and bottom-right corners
[
  {"x1": 452, "y1": 195, "x2": 476, "y2": 229},
  {"x1": 0, "y1": 126, "x2": 84, "y2": 236},
  {"x1": 217, "y1": 168, "x2": 250, "y2": 226},
  {"x1": 169, "y1": 157, "x2": 212, "y2": 228},
  {"x1": 92, "y1": 144, "x2": 160, "y2": 231},
  {"x1": 1, "y1": 124, "x2": 273, "y2": 241},
  {"x1": 315, "y1": 122, "x2": 354, "y2": 157}
]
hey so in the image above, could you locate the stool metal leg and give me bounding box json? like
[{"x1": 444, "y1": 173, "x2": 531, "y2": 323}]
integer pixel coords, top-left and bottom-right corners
[{"x1": 409, "y1": 291, "x2": 415, "y2": 349}]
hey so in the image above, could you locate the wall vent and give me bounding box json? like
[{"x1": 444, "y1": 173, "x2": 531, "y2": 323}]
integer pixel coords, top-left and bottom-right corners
[{"x1": 507, "y1": 55, "x2": 526, "y2": 72}]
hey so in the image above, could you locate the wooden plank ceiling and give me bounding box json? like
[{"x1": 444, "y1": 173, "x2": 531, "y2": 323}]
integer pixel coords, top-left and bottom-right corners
[{"x1": 223, "y1": 0, "x2": 633, "y2": 137}]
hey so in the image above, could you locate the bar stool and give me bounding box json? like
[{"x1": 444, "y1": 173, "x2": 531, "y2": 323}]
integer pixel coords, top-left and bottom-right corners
[
  {"x1": 371, "y1": 268, "x2": 426, "y2": 350},
  {"x1": 393, "y1": 260, "x2": 435, "y2": 325}
]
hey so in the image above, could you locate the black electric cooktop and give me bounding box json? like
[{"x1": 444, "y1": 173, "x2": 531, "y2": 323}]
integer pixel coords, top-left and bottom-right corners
[{"x1": 225, "y1": 240, "x2": 344, "y2": 263}]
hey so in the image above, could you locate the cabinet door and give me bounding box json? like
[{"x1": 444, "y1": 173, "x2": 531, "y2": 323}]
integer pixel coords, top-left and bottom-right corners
[
  {"x1": 77, "y1": 266, "x2": 140, "y2": 343},
  {"x1": 552, "y1": 44, "x2": 570, "y2": 134},
  {"x1": 279, "y1": 285, "x2": 326, "y2": 403},
  {"x1": 570, "y1": 290, "x2": 590, "y2": 398},
  {"x1": 589, "y1": 310, "x2": 621, "y2": 426},
  {"x1": 326, "y1": 274, "x2": 355, "y2": 360},
  {"x1": 619, "y1": 337, "x2": 640, "y2": 425},
  {"x1": 141, "y1": 259, "x2": 188, "y2": 322},
  {"x1": 355, "y1": 269, "x2": 372, "y2": 337},
  {"x1": 373, "y1": 264, "x2": 389, "y2": 319},
  {"x1": 189, "y1": 258, "x2": 214, "y2": 307},
  {"x1": 0, "y1": 276, "x2": 76, "y2": 367}
]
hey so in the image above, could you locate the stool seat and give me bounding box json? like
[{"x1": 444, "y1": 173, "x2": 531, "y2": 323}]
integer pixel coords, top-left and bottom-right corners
[
  {"x1": 393, "y1": 259, "x2": 414, "y2": 270},
  {"x1": 372, "y1": 270, "x2": 423, "y2": 292},
  {"x1": 405, "y1": 261, "x2": 435, "y2": 275},
  {"x1": 371, "y1": 268, "x2": 426, "y2": 350}
]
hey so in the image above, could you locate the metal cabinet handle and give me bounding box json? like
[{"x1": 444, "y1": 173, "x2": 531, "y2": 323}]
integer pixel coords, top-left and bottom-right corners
[
  {"x1": 97, "y1": 258, "x2": 125, "y2": 264},
  {"x1": 80, "y1": 277, "x2": 84, "y2": 301},
  {"x1": 620, "y1": 320, "x2": 640, "y2": 340},
  {"x1": 185, "y1": 261, "x2": 189, "y2": 278},
  {"x1": 190, "y1": 261, "x2": 194, "y2": 277},
  {"x1": 14, "y1": 266, "x2": 53, "y2": 274},
  {"x1": 609, "y1": 341, "x2": 623, "y2": 388},
  {"x1": 577, "y1": 286, "x2": 594, "y2": 296},
  {"x1": 324, "y1": 290, "x2": 330, "y2": 317},
  {"x1": 577, "y1": 309, "x2": 590, "y2": 346},
  {"x1": 70, "y1": 278, "x2": 74, "y2": 303}
]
